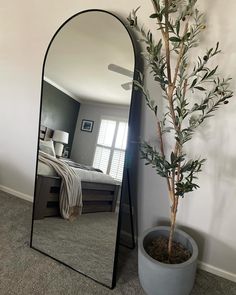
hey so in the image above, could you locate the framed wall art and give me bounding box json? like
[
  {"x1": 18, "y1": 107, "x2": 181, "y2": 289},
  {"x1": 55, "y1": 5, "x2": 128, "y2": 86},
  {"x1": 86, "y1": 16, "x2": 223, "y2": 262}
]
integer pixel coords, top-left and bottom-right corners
[{"x1": 81, "y1": 119, "x2": 94, "y2": 132}]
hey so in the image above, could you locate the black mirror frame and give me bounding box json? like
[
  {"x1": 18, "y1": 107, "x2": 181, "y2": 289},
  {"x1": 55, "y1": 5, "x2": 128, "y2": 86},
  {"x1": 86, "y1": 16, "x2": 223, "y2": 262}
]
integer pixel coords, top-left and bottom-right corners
[{"x1": 30, "y1": 9, "x2": 140, "y2": 290}]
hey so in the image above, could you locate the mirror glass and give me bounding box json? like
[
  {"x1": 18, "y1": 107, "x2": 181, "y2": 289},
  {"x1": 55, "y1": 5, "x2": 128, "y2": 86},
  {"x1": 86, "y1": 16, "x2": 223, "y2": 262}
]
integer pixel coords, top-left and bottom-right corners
[{"x1": 31, "y1": 10, "x2": 135, "y2": 288}]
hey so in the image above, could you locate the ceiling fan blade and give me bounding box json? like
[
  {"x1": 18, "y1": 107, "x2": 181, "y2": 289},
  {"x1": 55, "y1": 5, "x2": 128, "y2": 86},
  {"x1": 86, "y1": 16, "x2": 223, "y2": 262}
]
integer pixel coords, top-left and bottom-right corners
[
  {"x1": 108, "y1": 64, "x2": 133, "y2": 78},
  {"x1": 121, "y1": 82, "x2": 133, "y2": 90}
]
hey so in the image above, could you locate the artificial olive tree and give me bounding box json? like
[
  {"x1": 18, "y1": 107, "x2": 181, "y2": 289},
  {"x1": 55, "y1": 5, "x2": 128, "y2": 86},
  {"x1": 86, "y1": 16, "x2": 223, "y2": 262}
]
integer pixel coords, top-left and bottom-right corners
[{"x1": 128, "y1": 0, "x2": 233, "y2": 259}]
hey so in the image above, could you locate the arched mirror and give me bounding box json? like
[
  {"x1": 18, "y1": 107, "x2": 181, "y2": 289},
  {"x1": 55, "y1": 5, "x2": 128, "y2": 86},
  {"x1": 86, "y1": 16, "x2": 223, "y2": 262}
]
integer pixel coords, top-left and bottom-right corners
[{"x1": 30, "y1": 10, "x2": 136, "y2": 288}]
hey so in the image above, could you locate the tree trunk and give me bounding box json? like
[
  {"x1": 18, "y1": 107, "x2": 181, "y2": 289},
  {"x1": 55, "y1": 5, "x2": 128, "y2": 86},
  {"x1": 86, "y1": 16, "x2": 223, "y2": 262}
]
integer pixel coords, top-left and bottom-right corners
[{"x1": 168, "y1": 197, "x2": 178, "y2": 259}]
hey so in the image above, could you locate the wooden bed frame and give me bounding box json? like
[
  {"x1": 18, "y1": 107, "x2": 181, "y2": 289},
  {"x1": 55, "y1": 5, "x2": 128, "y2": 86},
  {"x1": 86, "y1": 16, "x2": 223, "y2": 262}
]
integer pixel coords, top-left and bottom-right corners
[
  {"x1": 35, "y1": 125, "x2": 120, "y2": 220},
  {"x1": 34, "y1": 174, "x2": 120, "y2": 220}
]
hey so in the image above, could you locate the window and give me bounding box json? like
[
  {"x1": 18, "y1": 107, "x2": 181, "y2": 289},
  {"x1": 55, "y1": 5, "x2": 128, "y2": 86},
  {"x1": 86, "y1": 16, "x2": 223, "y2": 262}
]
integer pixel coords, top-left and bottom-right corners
[{"x1": 93, "y1": 119, "x2": 128, "y2": 181}]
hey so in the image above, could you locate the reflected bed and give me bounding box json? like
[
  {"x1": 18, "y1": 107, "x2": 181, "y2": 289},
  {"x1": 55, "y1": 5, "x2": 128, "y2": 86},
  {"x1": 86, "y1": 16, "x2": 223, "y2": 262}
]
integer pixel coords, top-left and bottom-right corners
[{"x1": 34, "y1": 126, "x2": 121, "y2": 220}]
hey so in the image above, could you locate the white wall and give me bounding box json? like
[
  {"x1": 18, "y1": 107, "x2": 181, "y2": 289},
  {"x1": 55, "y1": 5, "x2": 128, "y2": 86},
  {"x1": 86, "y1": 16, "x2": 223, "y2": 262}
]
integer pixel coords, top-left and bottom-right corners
[
  {"x1": 0, "y1": 0, "x2": 236, "y2": 280},
  {"x1": 71, "y1": 103, "x2": 129, "y2": 165}
]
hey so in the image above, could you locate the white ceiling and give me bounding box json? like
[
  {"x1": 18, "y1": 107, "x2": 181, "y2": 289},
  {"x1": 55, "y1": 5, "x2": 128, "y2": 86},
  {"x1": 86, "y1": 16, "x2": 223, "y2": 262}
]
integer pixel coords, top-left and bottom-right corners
[{"x1": 44, "y1": 11, "x2": 135, "y2": 106}]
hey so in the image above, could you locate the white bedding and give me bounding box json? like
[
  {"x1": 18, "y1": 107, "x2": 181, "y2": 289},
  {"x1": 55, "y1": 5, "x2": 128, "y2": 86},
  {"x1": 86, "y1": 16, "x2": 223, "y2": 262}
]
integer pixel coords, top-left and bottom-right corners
[
  {"x1": 37, "y1": 161, "x2": 119, "y2": 185},
  {"x1": 37, "y1": 161, "x2": 57, "y2": 176},
  {"x1": 72, "y1": 167, "x2": 118, "y2": 185}
]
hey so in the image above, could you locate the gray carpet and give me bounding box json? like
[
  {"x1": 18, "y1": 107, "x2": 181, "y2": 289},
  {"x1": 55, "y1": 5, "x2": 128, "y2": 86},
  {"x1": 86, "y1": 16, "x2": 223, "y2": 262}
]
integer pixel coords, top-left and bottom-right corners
[
  {"x1": 0, "y1": 191, "x2": 236, "y2": 295},
  {"x1": 32, "y1": 212, "x2": 118, "y2": 286}
]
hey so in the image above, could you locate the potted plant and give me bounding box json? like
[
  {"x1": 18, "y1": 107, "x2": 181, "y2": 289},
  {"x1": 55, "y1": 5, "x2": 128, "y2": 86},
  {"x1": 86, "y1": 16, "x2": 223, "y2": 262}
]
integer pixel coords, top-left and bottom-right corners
[{"x1": 128, "y1": 1, "x2": 233, "y2": 295}]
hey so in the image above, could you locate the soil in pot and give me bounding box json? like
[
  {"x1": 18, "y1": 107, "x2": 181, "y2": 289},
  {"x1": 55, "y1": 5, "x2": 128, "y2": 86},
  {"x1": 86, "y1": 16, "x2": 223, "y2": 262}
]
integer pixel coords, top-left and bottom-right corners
[{"x1": 146, "y1": 236, "x2": 191, "y2": 264}]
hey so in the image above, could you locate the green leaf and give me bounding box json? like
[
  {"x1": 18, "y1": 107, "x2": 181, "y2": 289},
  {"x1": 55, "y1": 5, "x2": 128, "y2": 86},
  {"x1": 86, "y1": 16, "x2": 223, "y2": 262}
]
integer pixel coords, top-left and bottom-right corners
[
  {"x1": 171, "y1": 152, "x2": 175, "y2": 164},
  {"x1": 134, "y1": 6, "x2": 141, "y2": 14},
  {"x1": 183, "y1": 32, "x2": 191, "y2": 41},
  {"x1": 201, "y1": 71, "x2": 209, "y2": 81},
  {"x1": 150, "y1": 13, "x2": 159, "y2": 18},
  {"x1": 176, "y1": 21, "x2": 180, "y2": 36},
  {"x1": 169, "y1": 37, "x2": 181, "y2": 42},
  {"x1": 154, "y1": 106, "x2": 158, "y2": 116},
  {"x1": 208, "y1": 66, "x2": 218, "y2": 78},
  {"x1": 168, "y1": 21, "x2": 174, "y2": 33},
  {"x1": 191, "y1": 78, "x2": 198, "y2": 88},
  {"x1": 194, "y1": 86, "x2": 206, "y2": 91}
]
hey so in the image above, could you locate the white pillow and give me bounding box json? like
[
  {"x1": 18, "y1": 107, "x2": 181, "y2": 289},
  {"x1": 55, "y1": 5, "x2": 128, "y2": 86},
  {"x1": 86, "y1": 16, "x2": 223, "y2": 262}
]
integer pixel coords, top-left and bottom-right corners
[{"x1": 39, "y1": 139, "x2": 56, "y2": 157}]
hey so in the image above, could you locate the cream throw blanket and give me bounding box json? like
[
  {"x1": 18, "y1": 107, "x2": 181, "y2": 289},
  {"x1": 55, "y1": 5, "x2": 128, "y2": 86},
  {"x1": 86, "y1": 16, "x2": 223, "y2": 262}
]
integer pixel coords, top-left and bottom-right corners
[{"x1": 38, "y1": 151, "x2": 83, "y2": 221}]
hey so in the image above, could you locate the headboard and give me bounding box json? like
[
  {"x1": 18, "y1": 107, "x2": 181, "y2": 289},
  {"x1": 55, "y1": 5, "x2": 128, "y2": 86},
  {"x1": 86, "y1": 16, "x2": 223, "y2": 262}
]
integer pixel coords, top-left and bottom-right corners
[{"x1": 40, "y1": 125, "x2": 54, "y2": 140}]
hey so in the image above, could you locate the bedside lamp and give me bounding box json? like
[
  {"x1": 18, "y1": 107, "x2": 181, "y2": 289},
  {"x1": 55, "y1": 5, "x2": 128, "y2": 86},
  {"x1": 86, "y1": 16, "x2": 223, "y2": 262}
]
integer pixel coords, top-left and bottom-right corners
[{"x1": 52, "y1": 130, "x2": 69, "y2": 157}]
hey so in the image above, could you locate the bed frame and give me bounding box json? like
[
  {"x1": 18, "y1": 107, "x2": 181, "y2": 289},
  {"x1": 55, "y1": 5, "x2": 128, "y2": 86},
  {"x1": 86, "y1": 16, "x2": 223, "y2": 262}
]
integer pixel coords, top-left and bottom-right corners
[
  {"x1": 35, "y1": 125, "x2": 120, "y2": 220},
  {"x1": 34, "y1": 174, "x2": 120, "y2": 220}
]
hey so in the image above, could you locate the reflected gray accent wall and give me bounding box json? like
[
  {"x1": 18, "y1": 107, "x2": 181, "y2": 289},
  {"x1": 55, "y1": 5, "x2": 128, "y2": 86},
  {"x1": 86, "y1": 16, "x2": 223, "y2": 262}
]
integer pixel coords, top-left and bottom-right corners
[
  {"x1": 71, "y1": 103, "x2": 129, "y2": 165},
  {"x1": 41, "y1": 81, "x2": 80, "y2": 153}
]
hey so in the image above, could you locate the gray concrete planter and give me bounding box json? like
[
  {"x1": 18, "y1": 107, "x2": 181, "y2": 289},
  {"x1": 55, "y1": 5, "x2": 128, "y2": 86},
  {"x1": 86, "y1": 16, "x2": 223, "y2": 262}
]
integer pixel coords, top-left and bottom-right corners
[{"x1": 138, "y1": 226, "x2": 198, "y2": 295}]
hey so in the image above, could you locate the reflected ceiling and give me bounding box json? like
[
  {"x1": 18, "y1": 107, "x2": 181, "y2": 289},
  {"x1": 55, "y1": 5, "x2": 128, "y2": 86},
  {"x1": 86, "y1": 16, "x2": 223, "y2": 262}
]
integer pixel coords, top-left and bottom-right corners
[{"x1": 44, "y1": 12, "x2": 134, "y2": 106}]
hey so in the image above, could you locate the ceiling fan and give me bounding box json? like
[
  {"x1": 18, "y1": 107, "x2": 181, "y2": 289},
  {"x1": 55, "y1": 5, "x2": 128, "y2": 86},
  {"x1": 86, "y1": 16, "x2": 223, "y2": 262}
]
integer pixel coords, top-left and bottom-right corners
[{"x1": 108, "y1": 64, "x2": 134, "y2": 90}]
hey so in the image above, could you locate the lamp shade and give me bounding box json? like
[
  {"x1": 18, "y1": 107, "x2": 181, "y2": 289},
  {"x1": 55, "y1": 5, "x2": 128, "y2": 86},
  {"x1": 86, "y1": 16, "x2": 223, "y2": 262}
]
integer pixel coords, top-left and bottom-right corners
[{"x1": 52, "y1": 130, "x2": 69, "y2": 144}]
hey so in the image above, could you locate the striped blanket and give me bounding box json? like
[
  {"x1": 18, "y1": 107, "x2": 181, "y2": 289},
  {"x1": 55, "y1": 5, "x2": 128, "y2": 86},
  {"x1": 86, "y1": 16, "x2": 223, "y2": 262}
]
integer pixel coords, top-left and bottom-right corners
[{"x1": 38, "y1": 151, "x2": 83, "y2": 221}]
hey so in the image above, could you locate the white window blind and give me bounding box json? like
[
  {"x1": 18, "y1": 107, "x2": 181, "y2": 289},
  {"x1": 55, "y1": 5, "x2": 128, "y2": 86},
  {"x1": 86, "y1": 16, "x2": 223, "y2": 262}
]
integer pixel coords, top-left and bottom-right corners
[
  {"x1": 93, "y1": 146, "x2": 110, "y2": 174},
  {"x1": 115, "y1": 121, "x2": 128, "y2": 149},
  {"x1": 97, "y1": 119, "x2": 116, "y2": 147},
  {"x1": 93, "y1": 119, "x2": 128, "y2": 181},
  {"x1": 109, "y1": 150, "x2": 125, "y2": 180}
]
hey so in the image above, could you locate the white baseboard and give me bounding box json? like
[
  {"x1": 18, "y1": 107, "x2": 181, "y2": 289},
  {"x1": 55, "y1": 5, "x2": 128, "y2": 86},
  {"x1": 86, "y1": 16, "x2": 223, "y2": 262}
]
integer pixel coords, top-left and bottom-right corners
[
  {"x1": 0, "y1": 185, "x2": 33, "y2": 203},
  {"x1": 198, "y1": 261, "x2": 236, "y2": 283}
]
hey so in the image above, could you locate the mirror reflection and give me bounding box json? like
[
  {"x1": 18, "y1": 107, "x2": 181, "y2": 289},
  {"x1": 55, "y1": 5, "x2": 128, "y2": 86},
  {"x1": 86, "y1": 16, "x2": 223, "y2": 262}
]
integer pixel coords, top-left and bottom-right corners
[{"x1": 31, "y1": 11, "x2": 134, "y2": 287}]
